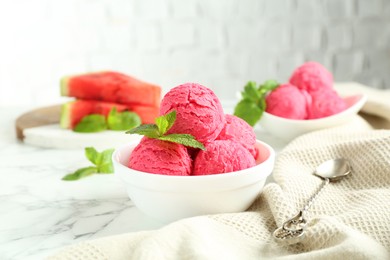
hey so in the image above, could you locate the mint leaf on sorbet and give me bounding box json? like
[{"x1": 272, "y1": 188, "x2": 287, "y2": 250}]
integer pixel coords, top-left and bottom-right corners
[
  {"x1": 74, "y1": 114, "x2": 107, "y2": 133},
  {"x1": 107, "y1": 107, "x2": 141, "y2": 131},
  {"x1": 62, "y1": 147, "x2": 114, "y2": 181},
  {"x1": 241, "y1": 81, "x2": 261, "y2": 102},
  {"x1": 234, "y1": 80, "x2": 279, "y2": 126},
  {"x1": 159, "y1": 134, "x2": 206, "y2": 150},
  {"x1": 126, "y1": 109, "x2": 206, "y2": 150},
  {"x1": 234, "y1": 99, "x2": 263, "y2": 127},
  {"x1": 155, "y1": 110, "x2": 176, "y2": 135},
  {"x1": 126, "y1": 124, "x2": 160, "y2": 138},
  {"x1": 259, "y1": 80, "x2": 279, "y2": 95},
  {"x1": 164, "y1": 110, "x2": 177, "y2": 133}
]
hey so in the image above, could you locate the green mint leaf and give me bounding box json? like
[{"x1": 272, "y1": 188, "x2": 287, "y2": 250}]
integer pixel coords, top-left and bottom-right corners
[
  {"x1": 127, "y1": 110, "x2": 177, "y2": 140},
  {"x1": 74, "y1": 114, "x2": 107, "y2": 133},
  {"x1": 155, "y1": 110, "x2": 176, "y2": 135},
  {"x1": 159, "y1": 134, "x2": 206, "y2": 150},
  {"x1": 259, "y1": 80, "x2": 279, "y2": 95},
  {"x1": 126, "y1": 110, "x2": 205, "y2": 150},
  {"x1": 107, "y1": 107, "x2": 141, "y2": 131},
  {"x1": 85, "y1": 147, "x2": 99, "y2": 165},
  {"x1": 62, "y1": 166, "x2": 98, "y2": 181},
  {"x1": 241, "y1": 81, "x2": 261, "y2": 102},
  {"x1": 126, "y1": 124, "x2": 160, "y2": 138},
  {"x1": 155, "y1": 116, "x2": 168, "y2": 135},
  {"x1": 62, "y1": 147, "x2": 114, "y2": 181},
  {"x1": 164, "y1": 110, "x2": 177, "y2": 132},
  {"x1": 98, "y1": 165, "x2": 114, "y2": 174},
  {"x1": 234, "y1": 80, "x2": 280, "y2": 126},
  {"x1": 234, "y1": 99, "x2": 263, "y2": 126},
  {"x1": 96, "y1": 148, "x2": 114, "y2": 173},
  {"x1": 258, "y1": 98, "x2": 266, "y2": 111}
]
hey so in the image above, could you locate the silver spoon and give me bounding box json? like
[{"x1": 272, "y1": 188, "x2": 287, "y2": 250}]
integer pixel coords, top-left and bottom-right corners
[{"x1": 273, "y1": 158, "x2": 351, "y2": 244}]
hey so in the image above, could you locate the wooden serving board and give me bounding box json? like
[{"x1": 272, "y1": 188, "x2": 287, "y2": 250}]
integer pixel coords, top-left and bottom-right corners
[
  {"x1": 15, "y1": 105, "x2": 141, "y2": 149},
  {"x1": 16, "y1": 105, "x2": 62, "y2": 140}
]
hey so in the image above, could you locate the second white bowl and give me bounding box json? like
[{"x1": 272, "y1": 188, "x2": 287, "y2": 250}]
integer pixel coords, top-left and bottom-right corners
[{"x1": 259, "y1": 94, "x2": 367, "y2": 142}]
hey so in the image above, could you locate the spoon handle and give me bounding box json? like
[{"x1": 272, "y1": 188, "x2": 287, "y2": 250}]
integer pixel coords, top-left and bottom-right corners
[
  {"x1": 302, "y1": 178, "x2": 330, "y2": 213},
  {"x1": 273, "y1": 178, "x2": 330, "y2": 244}
]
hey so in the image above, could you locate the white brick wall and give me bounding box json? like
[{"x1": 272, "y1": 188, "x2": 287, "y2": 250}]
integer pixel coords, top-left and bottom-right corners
[
  {"x1": 357, "y1": 0, "x2": 383, "y2": 17},
  {"x1": 0, "y1": 0, "x2": 389, "y2": 107}
]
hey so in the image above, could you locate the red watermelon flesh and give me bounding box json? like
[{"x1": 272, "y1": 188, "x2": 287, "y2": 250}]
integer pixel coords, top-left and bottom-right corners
[
  {"x1": 60, "y1": 100, "x2": 159, "y2": 129},
  {"x1": 61, "y1": 71, "x2": 161, "y2": 107}
]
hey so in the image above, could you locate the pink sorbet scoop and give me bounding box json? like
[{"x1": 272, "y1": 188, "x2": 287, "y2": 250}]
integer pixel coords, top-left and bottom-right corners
[
  {"x1": 265, "y1": 83, "x2": 311, "y2": 120},
  {"x1": 289, "y1": 62, "x2": 333, "y2": 93},
  {"x1": 193, "y1": 140, "x2": 256, "y2": 175},
  {"x1": 307, "y1": 89, "x2": 347, "y2": 119},
  {"x1": 160, "y1": 83, "x2": 226, "y2": 143},
  {"x1": 217, "y1": 114, "x2": 258, "y2": 158},
  {"x1": 128, "y1": 137, "x2": 192, "y2": 176}
]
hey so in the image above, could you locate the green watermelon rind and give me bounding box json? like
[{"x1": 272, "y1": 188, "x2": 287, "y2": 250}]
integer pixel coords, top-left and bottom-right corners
[
  {"x1": 60, "y1": 76, "x2": 70, "y2": 96},
  {"x1": 60, "y1": 72, "x2": 106, "y2": 97},
  {"x1": 60, "y1": 101, "x2": 73, "y2": 129}
]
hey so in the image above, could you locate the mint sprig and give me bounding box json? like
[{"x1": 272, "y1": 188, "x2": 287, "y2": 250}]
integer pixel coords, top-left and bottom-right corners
[
  {"x1": 159, "y1": 134, "x2": 205, "y2": 150},
  {"x1": 74, "y1": 114, "x2": 107, "y2": 133},
  {"x1": 73, "y1": 107, "x2": 141, "y2": 133},
  {"x1": 62, "y1": 147, "x2": 114, "y2": 181},
  {"x1": 108, "y1": 107, "x2": 141, "y2": 130},
  {"x1": 127, "y1": 124, "x2": 160, "y2": 138},
  {"x1": 155, "y1": 109, "x2": 176, "y2": 134},
  {"x1": 62, "y1": 167, "x2": 98, "y2": 181},
  {"x1": 126, "y1": 110, "x2": 206, "y2": 150},
  {"x1": 234, "y1": 80, "x2": 279, "y2": 126}
]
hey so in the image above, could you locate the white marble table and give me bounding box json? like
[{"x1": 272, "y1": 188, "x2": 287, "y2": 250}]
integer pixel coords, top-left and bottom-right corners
[{"x1": 0, "y1": 106, "x2": 286, "y2": 260}]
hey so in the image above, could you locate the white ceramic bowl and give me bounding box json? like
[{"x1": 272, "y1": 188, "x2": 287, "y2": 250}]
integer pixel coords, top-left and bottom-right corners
[
  {"x1": 259, "y1": 94, "x2": 367, "y2": 142},
  {"x1": 113, "y1": 139, "x2": 275, "y2": 223}
]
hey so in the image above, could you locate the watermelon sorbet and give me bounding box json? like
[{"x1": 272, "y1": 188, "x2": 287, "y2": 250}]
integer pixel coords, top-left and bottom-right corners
[
  {"x1": 265, "y1": 83, "x2": 311, "y2": 120},
  {"x1": 159, "y1": 83, "x2": 226, "y2": 143},
  {"x1": 128, "y1": 82, "x2": 259, "y2": 176},
  {"x1": 129, "y1": 137, "x2": 192, "y2": 176},
  {"x1": 289, "y1": 62, "x2": 333, "y2": 93},
  {"x1": 266, "y1": 62, "x2": 347, "y2": 120},
  {"x1": 217, "y1": 114, "x2": 258, "y2": 158},
  {"x1": 193, "y1": 140, "x2": 256, "y2": 175},
  {"x1": 307, "y1": 89, "x2": 347, "y2": 119}
]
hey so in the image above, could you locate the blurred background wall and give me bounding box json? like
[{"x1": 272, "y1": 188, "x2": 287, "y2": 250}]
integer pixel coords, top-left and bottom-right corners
[{"x1": 0, "y1": 0, "x2": 389, "y2": 107}]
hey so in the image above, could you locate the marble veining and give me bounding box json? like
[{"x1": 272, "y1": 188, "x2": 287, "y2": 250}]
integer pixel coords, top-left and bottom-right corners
[{"x1": 0, "y1": 108, "x2": 165, "y2": 260}]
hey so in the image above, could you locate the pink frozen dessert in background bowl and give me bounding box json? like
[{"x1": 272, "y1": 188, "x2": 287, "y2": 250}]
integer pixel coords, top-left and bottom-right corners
[
  {"x1": 261, "y1": 94, "x2": 366, "y2": 141},
  {"x1": 289, "y1": 61, "x2": 333, "y2": 93},
  {"x1": 265, "y1": 83, "x2": 311, "y2": 120},
  {"x1": 113, "y1": 139, "x2": 275, "y2": 223},
  {"x1": 307, "y1": 89, "x2": 347, "y2": 119},
  {"x1": 260, "y1": 62, "x2": 367, "y2": 141}
]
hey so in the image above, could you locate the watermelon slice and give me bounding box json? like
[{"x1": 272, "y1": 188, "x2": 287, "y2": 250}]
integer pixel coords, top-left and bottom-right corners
[
  {"x1": 61, "y1": 71, "x2": 161, "y2": 107},
  {"x1": 60, "y1": 100, "x2": 159, "y2": 129}
]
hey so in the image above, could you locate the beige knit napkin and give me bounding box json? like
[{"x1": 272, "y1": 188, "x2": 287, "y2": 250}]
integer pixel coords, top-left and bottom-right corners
[{"x1": 49, "y1": 83, "x2": 390, "y2": 260}]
